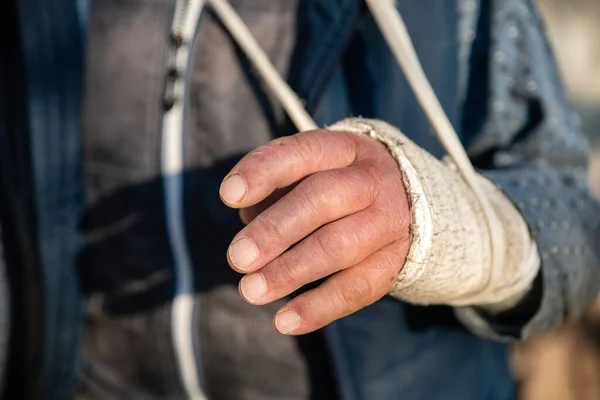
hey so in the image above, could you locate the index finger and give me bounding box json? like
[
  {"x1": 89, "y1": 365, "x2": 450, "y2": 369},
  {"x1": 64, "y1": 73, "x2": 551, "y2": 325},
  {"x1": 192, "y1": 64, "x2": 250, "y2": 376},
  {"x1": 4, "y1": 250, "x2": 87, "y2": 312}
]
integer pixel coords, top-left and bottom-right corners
[{"x1": 219, "y1": 130, "x2": 359, "y2": 208}]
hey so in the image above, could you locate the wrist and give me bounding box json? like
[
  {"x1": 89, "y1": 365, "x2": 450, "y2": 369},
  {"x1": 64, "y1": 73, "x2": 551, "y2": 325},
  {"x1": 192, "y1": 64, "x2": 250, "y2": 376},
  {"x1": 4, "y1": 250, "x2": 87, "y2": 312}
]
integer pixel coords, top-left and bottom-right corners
[{"x1": 328, "y1": 118, "x2": 540, "y2": 307}]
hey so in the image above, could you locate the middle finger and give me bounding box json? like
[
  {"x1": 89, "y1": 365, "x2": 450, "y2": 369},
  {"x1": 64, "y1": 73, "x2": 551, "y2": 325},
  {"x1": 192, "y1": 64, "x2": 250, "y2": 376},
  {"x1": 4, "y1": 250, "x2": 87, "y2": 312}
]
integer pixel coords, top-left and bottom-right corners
[
  {"x1": 227, "y1": 166, "x2": 377, "y2": 273},
  {"x1": 238, "y1": 205, "x2": 404, "y2": 305}
]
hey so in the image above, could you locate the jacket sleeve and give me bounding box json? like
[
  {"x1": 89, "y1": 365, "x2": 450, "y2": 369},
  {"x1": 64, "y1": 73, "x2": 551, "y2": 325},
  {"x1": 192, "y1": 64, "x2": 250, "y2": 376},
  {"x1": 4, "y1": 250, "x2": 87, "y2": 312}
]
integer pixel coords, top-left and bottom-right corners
[{"x1": 455, "y1": 0, "x2": 600, "y2": 340}]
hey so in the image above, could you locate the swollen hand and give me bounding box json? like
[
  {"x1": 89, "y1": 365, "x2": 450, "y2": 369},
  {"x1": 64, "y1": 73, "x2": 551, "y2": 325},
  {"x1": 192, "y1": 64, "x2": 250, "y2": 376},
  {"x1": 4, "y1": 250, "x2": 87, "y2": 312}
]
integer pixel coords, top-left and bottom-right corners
[{"x1": 219, "y1": 130, "x2": 410, "y2": 335}]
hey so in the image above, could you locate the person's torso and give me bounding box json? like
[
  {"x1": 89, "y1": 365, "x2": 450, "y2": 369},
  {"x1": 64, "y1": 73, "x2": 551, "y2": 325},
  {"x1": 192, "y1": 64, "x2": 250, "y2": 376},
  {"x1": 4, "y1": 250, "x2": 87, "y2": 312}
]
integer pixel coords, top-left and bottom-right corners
[{"x1": 79, "y1": 1, "x2": 514, "y2": 399}]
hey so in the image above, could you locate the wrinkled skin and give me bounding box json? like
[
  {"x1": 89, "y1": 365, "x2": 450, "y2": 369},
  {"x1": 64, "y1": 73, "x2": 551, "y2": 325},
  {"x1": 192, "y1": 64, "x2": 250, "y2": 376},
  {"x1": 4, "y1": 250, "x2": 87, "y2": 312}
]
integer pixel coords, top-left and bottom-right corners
[{"x1": 220, "y1": 130, "x2": 411, "y2": 335}]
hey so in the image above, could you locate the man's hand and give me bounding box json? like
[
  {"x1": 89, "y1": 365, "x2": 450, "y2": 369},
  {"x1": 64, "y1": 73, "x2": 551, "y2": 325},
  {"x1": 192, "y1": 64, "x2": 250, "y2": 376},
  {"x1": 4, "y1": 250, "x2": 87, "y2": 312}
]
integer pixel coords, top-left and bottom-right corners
[{"x1": 219, "y1": 130, "x2": 410, "y2": 335}]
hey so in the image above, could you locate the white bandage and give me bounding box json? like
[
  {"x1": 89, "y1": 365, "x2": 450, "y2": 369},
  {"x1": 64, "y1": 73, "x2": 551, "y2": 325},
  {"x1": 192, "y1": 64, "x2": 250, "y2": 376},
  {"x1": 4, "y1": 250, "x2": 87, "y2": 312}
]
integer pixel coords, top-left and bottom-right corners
[{"x1": 329, "y1": 118, "x2": 540, "y2": 308}]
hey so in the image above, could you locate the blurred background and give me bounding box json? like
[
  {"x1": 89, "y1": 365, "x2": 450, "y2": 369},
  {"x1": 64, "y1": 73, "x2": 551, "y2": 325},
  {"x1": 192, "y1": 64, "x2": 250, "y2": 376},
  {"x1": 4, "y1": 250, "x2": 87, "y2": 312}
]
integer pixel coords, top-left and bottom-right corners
[
  {"x1": 539, "y1": 0, "x2": 600, "y2": 187},
  {"x1": 515, "y1": 1, "x2": 600, "y2": 399}
]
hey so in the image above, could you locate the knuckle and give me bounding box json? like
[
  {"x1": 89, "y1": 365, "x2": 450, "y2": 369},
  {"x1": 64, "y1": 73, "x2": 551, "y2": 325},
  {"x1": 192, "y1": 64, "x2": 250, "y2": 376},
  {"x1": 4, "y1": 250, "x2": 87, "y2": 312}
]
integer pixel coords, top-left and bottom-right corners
[
  {"x1": 296, "y1": 173, "x2": 339, "y2": 212},
  {"x1": 283, "y1": 133, "x2": 323, "y2": 165},
  {"x1": 254, "y1": 212, "x2": 287, "y2": 244},
  {"x1": 265, "y1": 253, "x2": 303, "y2": 288},
  {"x1": 338, "y1": 166, "x2": 375, "y2": 187},
  {"x1": 338, "y1": 167, "x2": 379, "y2": 205},
  {"x1": 313, "y1": 229, "x2": 351, "y2": 263},
  {"x1": 324, "y1": 130, "x2": 360, "y2": 162},
  {"x1": 299, "y1": 133, "x2": 325, "y2": 162},
  {"x1": 373, "y1": 200, "x2": 410, "y2": 241},
  {"x1": 294, "y1": 177, "x2": 327, "y2": 211},
  {"x1": 361, "y1": 161, "x2": 386, "y2": 183},
  {"x1": 350, "y1": 213, "x2": 380, "y2": 243},
  {"x1": 339, "y1": 275, "x2": 373, "y2": 309},
  {"x1": 304, "y1": 167, "x2": 376, "y2": 210}
]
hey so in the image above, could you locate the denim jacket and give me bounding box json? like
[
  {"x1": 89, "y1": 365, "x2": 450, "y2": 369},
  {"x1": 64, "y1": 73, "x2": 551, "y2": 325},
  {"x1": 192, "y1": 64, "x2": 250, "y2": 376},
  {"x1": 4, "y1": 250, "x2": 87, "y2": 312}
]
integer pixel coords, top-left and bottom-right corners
[{"x1": 3, "y1": 0, "x2": 600, "y2": 399}]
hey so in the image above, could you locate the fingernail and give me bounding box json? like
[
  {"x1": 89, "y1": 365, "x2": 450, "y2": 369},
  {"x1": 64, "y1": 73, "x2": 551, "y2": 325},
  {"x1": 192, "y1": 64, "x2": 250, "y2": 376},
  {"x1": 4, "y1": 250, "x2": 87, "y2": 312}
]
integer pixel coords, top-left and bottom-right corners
[
  {"x1": 228, "y1": 237, "x2": 258, "y2": 271},
  {"x1": 275, "y1": 309, "x2": 300, "y2": 334},
  {"x1": 220, "y1": 174, "x2": 247, "y2": 204},
  {"x1": 240, "y1": 273, "x2": 266, "y2": 302}
]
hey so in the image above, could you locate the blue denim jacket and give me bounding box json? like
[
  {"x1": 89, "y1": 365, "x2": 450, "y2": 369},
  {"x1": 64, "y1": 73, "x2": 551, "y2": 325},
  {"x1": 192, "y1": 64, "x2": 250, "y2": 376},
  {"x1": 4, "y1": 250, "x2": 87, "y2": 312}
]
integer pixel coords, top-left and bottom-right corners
[{"x1": 6, "y1": 0, "x2": 600, "y2": 399}]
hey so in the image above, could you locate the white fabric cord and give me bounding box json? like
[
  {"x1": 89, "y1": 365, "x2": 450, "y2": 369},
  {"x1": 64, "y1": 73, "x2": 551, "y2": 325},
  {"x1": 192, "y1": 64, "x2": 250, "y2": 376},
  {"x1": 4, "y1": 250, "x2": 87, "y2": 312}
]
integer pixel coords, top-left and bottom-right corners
[
  {"x1": 207, "y1": 0, "x2": 539, "y2": 306},
  {"x1": 162, "y1": 1, "x2": 208, "y2": 399},
  {"x1": 208, "y1": 0, "x2": 318, "y2": 132}
]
